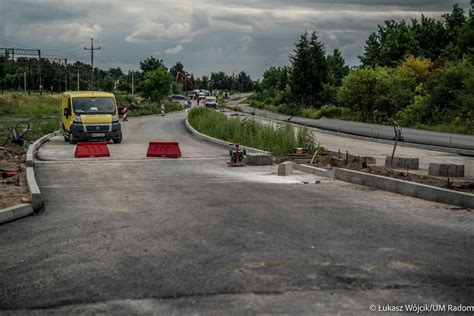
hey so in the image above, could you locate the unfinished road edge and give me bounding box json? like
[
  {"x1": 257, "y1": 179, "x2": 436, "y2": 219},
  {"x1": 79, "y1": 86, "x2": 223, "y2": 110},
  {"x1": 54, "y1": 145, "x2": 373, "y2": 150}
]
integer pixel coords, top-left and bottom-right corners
[
  {"x1": 0, "y1": 130, "x2": 59, "y2": 225},
  {"x1": 293, "y1": 163, "x2": 474, "y2": 209}
]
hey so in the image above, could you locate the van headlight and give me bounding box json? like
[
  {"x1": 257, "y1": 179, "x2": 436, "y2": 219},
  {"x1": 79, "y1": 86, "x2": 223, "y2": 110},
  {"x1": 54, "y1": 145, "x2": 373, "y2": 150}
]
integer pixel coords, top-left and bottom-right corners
[
  {"x1": 73, "y1": 115, "x2": 82, "y2": 123},
  {"x1": 112, "y1": 115, "x2": 119, "y2": 123}
]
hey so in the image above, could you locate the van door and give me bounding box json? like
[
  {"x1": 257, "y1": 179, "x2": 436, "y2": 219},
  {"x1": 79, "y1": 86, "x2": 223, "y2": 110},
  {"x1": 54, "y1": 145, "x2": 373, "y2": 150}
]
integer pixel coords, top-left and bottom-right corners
[{"x1": 62, "y1": 96, "x2": 73, "y2": 132}]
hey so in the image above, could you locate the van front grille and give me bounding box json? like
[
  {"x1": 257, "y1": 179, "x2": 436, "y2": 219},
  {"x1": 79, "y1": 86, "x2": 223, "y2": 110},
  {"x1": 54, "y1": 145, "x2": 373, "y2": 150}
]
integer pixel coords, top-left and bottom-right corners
[{"x1": 85, "y1": 125, "x2": 110, "y2": 132}]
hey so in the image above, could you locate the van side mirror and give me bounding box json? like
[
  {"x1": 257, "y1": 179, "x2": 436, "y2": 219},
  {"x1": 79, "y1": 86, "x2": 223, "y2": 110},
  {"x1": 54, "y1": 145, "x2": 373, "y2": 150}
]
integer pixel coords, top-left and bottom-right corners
[{"x1": 64, "y1": 108, "x2": 71, "y2": 117}]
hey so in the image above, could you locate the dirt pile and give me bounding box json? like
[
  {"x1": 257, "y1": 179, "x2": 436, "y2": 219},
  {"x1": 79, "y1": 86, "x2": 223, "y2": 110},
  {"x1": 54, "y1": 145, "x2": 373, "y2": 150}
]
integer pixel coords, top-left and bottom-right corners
[{"x1": 0, "y1": 144, "x2": 30, "y2": 208}]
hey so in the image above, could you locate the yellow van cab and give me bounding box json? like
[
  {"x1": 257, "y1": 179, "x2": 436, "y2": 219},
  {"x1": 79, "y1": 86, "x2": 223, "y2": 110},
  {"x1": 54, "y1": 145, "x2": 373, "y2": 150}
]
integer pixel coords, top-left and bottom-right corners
[{"x1": 61, "y1": 91, "x2": 122, "y2": 144}]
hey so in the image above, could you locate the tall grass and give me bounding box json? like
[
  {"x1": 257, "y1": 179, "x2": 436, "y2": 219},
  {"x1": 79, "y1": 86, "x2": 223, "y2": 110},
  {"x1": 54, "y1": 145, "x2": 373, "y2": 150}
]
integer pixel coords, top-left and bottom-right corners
[
  {"x1": 188, "y1": 108, "x2": 318, "y2": 155},
  {"x1": 0, "y1": 93, "x2": 60, "y2": 144}
]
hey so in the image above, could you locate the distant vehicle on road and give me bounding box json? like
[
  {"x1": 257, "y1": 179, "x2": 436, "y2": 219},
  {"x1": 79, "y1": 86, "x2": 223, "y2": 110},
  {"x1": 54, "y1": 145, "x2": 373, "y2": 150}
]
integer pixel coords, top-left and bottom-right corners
[
  {"x1": 205, "y1": 96, "x2": 218, "y2": 108},
  {"x1": 198, "y1": 92, "x2": 206, "y2": 101},
  {"x1": 61, "y1": 91, "x2": 122, "y2": 144},
  {"x1": 169, "y1": 94, "x2": 188, "y2": 107}
]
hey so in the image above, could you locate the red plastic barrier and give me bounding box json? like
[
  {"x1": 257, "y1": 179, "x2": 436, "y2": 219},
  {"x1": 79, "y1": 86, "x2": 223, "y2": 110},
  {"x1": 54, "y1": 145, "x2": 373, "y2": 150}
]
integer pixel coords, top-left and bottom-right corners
[
  {"x1": 147, "y1": 142, "x2": 181, "y2": 158},
  {"x1": 74, "y1": 142, "x2": 110, "y2": 158}
]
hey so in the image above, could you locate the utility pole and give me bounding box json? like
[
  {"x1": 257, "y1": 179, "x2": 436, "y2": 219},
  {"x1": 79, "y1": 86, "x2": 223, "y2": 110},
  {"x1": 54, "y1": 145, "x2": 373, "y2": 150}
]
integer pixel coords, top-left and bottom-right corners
[
  {"x1": 65, "y1": 58, "x2": 68, "y2": 91},
  {"x1": 1, "y1": 54, "x2": 4, "y2": 94},
  {"x1": 131, "y1": 71, "x2": 134, "y2": 95},
  {"x1": 77, "y1": 68, "x2": 80, "y2": 91},
  {"x1": 84, "y1": 37, "x2": 100, "y2": 90},
  {"x1": 38, "y1": 49, "x2": 42, "y2": 95}
]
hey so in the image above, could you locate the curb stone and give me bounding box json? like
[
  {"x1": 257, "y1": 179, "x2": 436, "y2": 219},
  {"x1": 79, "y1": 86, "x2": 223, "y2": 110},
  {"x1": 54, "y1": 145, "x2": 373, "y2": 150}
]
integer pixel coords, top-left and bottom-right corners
[
  {"x1": 0, "y1": 130, "x2": 59, "y2": 224},
  {"x1": 293, "y1": 163, "x2": 474, "y2": 209}
]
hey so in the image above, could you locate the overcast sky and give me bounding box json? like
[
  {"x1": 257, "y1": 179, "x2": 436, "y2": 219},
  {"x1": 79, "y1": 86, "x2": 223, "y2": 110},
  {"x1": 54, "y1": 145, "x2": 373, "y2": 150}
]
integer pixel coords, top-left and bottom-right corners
[{"x1": 0, "y1": 0, "x2": 470, "y2": 78}]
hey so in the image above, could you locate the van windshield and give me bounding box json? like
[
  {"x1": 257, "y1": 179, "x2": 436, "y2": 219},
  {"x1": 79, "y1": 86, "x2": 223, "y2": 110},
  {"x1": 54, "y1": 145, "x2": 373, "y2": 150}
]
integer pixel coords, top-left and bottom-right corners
[{"x1": 73, "y1": 97, "x2": 116, "y2": 114}]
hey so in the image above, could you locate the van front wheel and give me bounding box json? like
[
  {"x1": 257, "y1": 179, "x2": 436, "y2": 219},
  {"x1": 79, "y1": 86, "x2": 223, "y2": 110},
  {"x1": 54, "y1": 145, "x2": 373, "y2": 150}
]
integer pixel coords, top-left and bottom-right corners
[
  {"x1": 69, "y1": 133, "x2": 77, "y2": 145},
  {"x1": 113, "y1": 133, "x2": 122, "y2": 144}
]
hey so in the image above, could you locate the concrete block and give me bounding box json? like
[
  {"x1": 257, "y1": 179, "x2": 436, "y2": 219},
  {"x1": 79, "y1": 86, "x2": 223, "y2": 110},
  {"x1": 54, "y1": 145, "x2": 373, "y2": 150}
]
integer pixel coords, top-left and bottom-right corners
[
  {"x1": 385, "y1": 156, "x2": 419, "y2": 170},
  {"x1": 0, "y1": 204, "x2": 33, "y2": 224},
  {"x1": 244, "y1": 153, "x2": 273, "y2": 166},
  {"x1": 0, "y1": 209, "x2": 14, "y2": 223},
  {"x1": 428, "y1": 163, "x2": 465, "y2": 177},
  {"x1": 12, "y1": 204, "x2": 33, "y2": 219},
  {"x1": 292, "y1": 164, "x2": 335, "y2": 179},
  {"x1": 278, "y1": 162, "x2": 293, "y2": 176}
]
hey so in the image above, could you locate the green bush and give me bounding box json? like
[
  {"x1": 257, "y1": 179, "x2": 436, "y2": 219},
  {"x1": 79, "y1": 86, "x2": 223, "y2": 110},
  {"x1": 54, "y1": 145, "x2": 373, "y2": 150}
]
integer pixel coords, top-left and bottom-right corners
[
  {"x1": 299, "y1": 105, "x2": 351, "y2": 120},
  {"x1": 129, "y1": 100, "x2": 182, "y2": 117},
  {"x1": 188, "y1": 107, "x2": 321, "y2": 155}
]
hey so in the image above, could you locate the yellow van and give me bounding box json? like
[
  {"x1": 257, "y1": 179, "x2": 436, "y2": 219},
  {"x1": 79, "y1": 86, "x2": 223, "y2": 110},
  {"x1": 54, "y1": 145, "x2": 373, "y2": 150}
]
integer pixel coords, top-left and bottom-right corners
[{"x1": 61, "y1": 91, "x2": 122, "y2": 144}]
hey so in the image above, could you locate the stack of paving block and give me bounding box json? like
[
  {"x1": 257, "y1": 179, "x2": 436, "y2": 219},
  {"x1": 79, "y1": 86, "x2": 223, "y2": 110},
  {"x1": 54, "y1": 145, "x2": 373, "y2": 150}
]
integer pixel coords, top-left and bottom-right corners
[
  {"x1": 385, "y1": 157, "x2": 419, "y2": 170},
  {"x1": 428, "y1": 163, "x2": 464, "y2": 177}
]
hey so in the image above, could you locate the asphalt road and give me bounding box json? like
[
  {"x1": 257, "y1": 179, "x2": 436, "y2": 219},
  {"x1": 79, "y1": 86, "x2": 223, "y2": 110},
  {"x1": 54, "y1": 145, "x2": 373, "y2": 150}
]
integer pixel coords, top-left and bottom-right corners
[
  {"x1": 232, "y1": 102, "x2": 474, "y2": 151},
  {"x1": 1, "y1": 111, "x2": 473, "y2": 314}
]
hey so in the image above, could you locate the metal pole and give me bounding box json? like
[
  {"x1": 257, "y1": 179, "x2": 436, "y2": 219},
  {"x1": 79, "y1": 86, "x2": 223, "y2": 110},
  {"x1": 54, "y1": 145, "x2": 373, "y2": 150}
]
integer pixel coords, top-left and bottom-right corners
[
  {"x1": 65, "y1": 58, "x2": 68, "y2": 91},
  {"x1": 1, "y1": 54, "x2": 3, "y2": 94},
  {"x1": 38, "y1": 49, "x2": 42, "y2": 95},
  {"x1": 90, "y1": 38, "x2": 93, "y2": 90},
  {"x1": 131, "y1": 71, "x2": 134, "y2": 95},
  {"x1": 77, "y1": 68, "x2": 79, "y2": 91}
]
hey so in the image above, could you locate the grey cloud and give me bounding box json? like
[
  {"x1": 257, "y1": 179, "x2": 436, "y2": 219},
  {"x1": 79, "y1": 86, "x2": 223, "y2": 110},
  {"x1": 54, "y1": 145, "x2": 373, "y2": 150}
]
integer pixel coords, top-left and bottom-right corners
[
  {"x1": 1, "y1": 0, "x2": 471, "y2": 79},
  {"x1": 3, "y1": 1, "x2": 91, "y2": 24}
]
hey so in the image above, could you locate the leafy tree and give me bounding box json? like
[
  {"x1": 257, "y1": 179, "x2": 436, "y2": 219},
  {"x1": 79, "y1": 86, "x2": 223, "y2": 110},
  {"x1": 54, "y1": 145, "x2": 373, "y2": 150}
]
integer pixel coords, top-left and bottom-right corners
[
  {"x1": 237, "y1": 71, "x2": 253, "y2": 92},
  {"x1": 290, "y1": 31, "x2": 328, "y2": 107},
  {"x1": 397, "y1": 57, "x2": 474, "y2": 133},
  {"x1": 327, "y1": 49, "x2": 349, "y2": 86},
  {"x1": 137, "y1": 68, "x2": 172, "y2": 101},
  {"x1": 379, "y1": 20, "x2": 419, "y2": 66},
  {"x1": 169, "y1": 62, "x2": 185, "y2": 79},
  {"x1": 443, "y1": 4, "x2": 467, "y2": 44},
  {"x1": 337, "y1": 67, "x2": 394, "y2": 121},
  {"x1": 139, "y1": 56, "x2": 167, "y2": 74},
  {"x1": 359, "y1": 33, "x2": 381, "y2": 67},
  {"x1": 107, "y1": 67, "x2": 124, "y2": 80},
  {"x1": 411, "y1": 15, "x2": 448, "y2": 60},
  {"x1": 456, "y1": 5, "x2": 474, "y2": 57}
]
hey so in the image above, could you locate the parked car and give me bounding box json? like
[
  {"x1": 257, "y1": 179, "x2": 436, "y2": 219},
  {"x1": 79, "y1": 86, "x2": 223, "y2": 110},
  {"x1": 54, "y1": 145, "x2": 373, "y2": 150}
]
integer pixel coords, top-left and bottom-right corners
[
  {"x1": 205, "y1": 96, "x2": 218, "y2": 108},
  {"x1": 169, "y1": 95, "x2": 188, "y2": 107}
]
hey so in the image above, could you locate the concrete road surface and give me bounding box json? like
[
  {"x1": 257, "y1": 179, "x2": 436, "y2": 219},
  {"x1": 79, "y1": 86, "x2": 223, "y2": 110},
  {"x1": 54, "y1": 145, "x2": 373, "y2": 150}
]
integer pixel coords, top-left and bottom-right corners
[{"x1": 1, "y1": 111, "x2": 473, "y2": 314}]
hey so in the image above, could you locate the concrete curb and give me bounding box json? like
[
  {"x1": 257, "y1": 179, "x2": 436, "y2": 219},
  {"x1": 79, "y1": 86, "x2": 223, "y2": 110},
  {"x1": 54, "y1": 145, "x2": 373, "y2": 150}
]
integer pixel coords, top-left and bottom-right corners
[
  {"x1": 185, "y1": 118, "x2": 270, "y2": 155},
  {"x1": 27, "y1": 130, "x2": 61, "y2": 167},
  {"x1": 294, "y1": 163, "x2": 474, "y2": 208},
  {"x1": 0, "y1": 130, "x2": 58, "y2": 224},
  {"x1": 292, "y1": 163, "x2": 335, "y2": 179},
  {"x1": 0, "y1": 204, "x2": 34, "y2": 224}
]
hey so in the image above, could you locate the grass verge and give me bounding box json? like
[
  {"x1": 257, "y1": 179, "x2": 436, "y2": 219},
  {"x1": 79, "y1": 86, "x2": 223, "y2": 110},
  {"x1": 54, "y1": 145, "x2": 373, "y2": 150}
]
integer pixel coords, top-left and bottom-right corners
[
  {"x1": 0, "y1": 93, "x2": 60, "y2": 145},
  {"x1": 188, "y1": 107, "x2": 322, "y2": 156}
]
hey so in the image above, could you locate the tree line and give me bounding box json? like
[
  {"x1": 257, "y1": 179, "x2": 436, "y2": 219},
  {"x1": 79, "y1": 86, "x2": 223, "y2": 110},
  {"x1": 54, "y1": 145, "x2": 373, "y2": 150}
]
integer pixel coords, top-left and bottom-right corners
[
  {"x1": 0, "y1": 51, "x2": 255, "y2": 99},
  {"x1": 250, "y1": 2, "x2": 473, "y2": 134}
]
